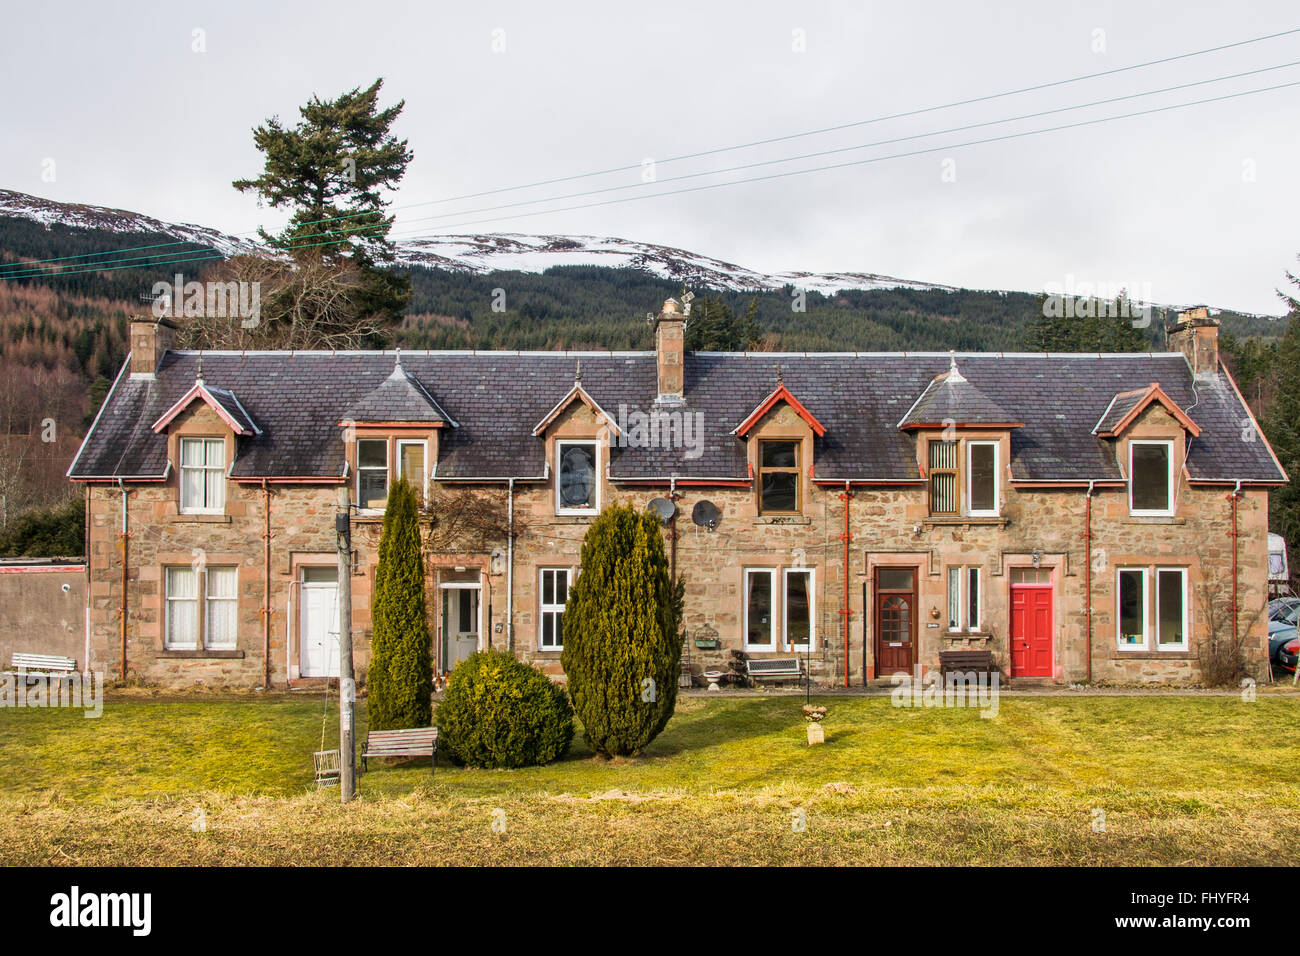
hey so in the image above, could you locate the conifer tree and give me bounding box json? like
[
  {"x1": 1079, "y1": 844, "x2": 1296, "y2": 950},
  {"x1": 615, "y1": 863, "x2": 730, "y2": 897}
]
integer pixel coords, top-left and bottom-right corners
[
  {"x1": 1266, "y1": 264, "x2": 1300, "y2": 571},
  {"x1": 560, "y1": 504, "x2": 682, "y2": 757},
  {"x1": 367, "y1": 479, "x2": 432, "y2": 729}
]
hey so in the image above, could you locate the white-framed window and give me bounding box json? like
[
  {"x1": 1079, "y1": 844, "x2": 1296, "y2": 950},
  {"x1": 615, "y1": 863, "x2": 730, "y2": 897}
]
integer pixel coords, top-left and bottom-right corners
[
  {"x1": 397, "y1": 439, "x2": 427, "y2": 503},
  {"x1": 966, "y1": 441, "x2": 999, "y2": 517},
  {"x1": 946, "y1": 566, "x2": 982, "y2": 631},
  {"x1": 179, "y1": 437, "x2": 226, "y2": 513},
  {"x1": 1156, "y1": 567, "x2": 1189, "y2": 651},
  {"x1": 929, "y1": 440, "x2": 959, "y2": 515},
  {"x1": 1129, "y1": 440, "x2": 1174, "y2": 516},
  {"x1": 1117, "y1": 567, "x2": 1149, "y2": 649},
  {"x1": 783, "y1": 567, "x2": 815, "y2": 651},
  {"x1": 744, "y1": 568, "x2": 776, "y2": 649},
  {"x1": 556, "y1": 440, "x2": 599, "y2": 514},
  {"x1": 165, "y1": 566, "x2": 199, "y2": 649},
  {"x1": 539, "y1": 568, "x2": 570, "y2": 650},
  {"x1": 357, "y1": 438, "x2": 389, "y2": 510},
  {"x1": 205, "y1": 566, "x2": 239, "y2": 648},
  {"x1": 165, "y1": 565, "x2": 238, "y2": 649},
  {"x1": 759, "y1": 440, "x2": 801, "y2": 515}
]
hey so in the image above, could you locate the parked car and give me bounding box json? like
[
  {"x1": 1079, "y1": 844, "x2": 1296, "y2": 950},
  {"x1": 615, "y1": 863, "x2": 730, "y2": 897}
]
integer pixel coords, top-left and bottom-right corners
[
  {"x1": 1269, "y1": 624, "x2": 1298, "y2": 673},
  {"x1": 1268, "y1": 597, "x2": 1300, "y2": 625}
]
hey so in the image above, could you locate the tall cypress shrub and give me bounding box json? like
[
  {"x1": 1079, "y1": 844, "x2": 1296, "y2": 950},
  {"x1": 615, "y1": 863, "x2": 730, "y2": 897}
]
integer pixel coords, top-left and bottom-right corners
[
  {"x1": 367, "y1": 479, "x2": 432, "y2": 729},
  {"x1": 561, "y1": 504, "x2": 682, "y2": 757}
]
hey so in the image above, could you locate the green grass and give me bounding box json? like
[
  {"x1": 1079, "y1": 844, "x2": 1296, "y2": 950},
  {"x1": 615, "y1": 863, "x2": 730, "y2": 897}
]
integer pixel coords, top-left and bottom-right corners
[{"x1": 2, "y1": 693, "x2": 1298, "y2": 865}]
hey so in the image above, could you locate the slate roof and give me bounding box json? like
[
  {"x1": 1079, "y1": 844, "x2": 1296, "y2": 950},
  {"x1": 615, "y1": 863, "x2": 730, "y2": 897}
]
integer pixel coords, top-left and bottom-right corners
[
  {"x1": 339, "y1": 361, "x2": 451, "y2": 426},
  {"x1": 202, "y1": 384, "x2": 260, "y2": 436},
  {"x1": 68, "y1": 350, "x2": 1288, "y2": 484},
  {"x1": 1092, "y1": 387, "x2": 1148, "y2": 436},
  {"x1": 898, "y1": 361, "x2": 1019, "y2": 429}
]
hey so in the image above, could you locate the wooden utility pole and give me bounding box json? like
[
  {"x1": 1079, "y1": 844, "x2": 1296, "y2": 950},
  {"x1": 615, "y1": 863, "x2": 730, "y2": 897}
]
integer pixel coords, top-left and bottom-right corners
[{"x1": 336, "y1": 485, "x2": 357, "y2": 802}]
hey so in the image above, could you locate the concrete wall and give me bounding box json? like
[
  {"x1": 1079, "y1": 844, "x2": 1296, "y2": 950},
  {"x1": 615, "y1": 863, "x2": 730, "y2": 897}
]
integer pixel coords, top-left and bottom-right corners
[{"x1": 0, "y1": 561, "x2": 86, "y2": 668}]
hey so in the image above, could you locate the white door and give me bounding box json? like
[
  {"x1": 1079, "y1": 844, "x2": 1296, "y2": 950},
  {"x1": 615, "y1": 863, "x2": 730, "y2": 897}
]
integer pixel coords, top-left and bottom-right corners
[
  {"x1": 442, "y1": 586, "x2": 480, "y2": 671},
  {"x1": 300, "y1": 567, "x2": 340, "y2": 678}
]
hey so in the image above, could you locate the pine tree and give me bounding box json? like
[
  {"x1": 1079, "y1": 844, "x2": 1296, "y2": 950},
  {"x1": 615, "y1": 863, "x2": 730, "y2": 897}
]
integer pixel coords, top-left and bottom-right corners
[
  {"x1": 366, "y1": 479, "x2": 433, "y2": 729},
  {"x1": 685, "y1": 295, "x2": 760, "y2": 351},
  {"x1": 233, "y1": 79, "x2": 414, "y2": 329},
  {"x1": 560, "y1": 505, "x2": 682, "y2": 757}
]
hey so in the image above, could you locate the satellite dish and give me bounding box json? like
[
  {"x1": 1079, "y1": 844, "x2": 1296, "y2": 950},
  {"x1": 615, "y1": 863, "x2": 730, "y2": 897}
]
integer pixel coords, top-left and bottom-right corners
[
  {"x1": 691, "y1": 500, "x2": 721, "y2": 531},
  {"x1": 646, "y1": 497, "x2": 677, "y2": 525}
]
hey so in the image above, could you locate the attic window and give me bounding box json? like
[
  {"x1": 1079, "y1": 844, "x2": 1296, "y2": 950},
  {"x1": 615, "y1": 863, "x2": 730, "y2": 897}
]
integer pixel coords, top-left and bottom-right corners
[
  {"x1": 557, "y1": 440, "x2": 598, "y2": 514},
  {"x1": 358, "y1": 439, "x2": 389, "y2": 510},
  {"x1": 179, "y1": 437, "x2": 226, "y2": 514},
  {"x1": 758, "y1": 441, "x2": 800, "y2": 514},
  {"x1": 928, "y1": 441, "x2": 958, "y2": 515},
  {"x1": 1129, "y1": 440, "x2": 1173, "y2": 516}
]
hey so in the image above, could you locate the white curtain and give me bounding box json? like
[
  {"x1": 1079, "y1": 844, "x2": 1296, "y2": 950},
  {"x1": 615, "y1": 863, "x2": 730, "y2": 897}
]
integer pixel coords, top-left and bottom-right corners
[
  {"x1": 205, "y1": 567, "x2": 238, "y2": 647},
  {"x1": 166, "y1": 567, "x2": 198, "y2": 648}
]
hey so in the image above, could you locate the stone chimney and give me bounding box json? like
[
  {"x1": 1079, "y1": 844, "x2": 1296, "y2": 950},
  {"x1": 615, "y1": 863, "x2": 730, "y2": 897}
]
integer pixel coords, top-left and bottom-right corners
[
  {"x1": 653, "y1": 297, "x2": 688, "y2": 403},
  {"x1": 1165, "y1": 306, "x2": 1219, "y2": 379},
  {"x1": 130, "y1": 316, "x2": 178, "y2": 378}
]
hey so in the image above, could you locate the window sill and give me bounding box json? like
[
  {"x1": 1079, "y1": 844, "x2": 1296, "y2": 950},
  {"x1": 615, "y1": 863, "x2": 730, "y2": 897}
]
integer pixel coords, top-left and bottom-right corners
[
  {"x1": 553, "y1": 512, "x2": 596, "y2": 522},
  {"x1": 158, "y1": 649, "x2": 245, "y2": 659},
  {"x1": 1113, "y1": 648, "x2": 1193, "y2": 658},
  {"x1": 1124, "y1": 515, "x2": 1183, "y2": 524},
  {"x1": 170, "y1": 513, "x2": 231, "y2": 524},
  {"x1": 923, "y1": 517, "x2": 1007, "y2": 529},
  {"x1": 754, "y1": 515, "x2": 811, "y2": 525}
]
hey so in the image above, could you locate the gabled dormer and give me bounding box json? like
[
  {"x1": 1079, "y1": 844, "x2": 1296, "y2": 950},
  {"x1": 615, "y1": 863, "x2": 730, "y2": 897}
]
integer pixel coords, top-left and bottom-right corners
[
  {"x1": 338, "y1": 354, "x2": 454, "y2": 510},
  {"x1": 1093, "y1": 381, "x2": 1200, "y2": 517},
  {"x1": 533, "y1": 362, "x2": 619, "y2": 516},
  {"x1": 733, "y1": 367, "x2": 825, "y2": 516},
  {"x1": 898, "y1": 356, "x2": 1022, "y2": 519},
  {"x1": 151, "y1": 368, "x2": 260, "y2": 515}
]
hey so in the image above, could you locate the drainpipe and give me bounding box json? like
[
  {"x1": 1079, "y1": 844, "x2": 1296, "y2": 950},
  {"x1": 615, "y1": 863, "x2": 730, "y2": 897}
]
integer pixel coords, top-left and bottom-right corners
[
  {"x1": 668, "y1": 475, "x2": 679, "y2": 581},
  {"x1": 117, "y1": 478, "x2": 129, "y2": 682},
  {"x1": 507, "y1": 478, "x2": 515, "y2": 653},
  {"x1": 261, "y1": 479, "x2": 272, "y2": 689},
  {"x1": 839, "y1": 481, "x2": 854, "y2": 688},
  {"x1": 1230, "y1": 480, "x2": 1242, "y2": 647},
  {"x1": 1084, "y1": 480, "x2": 1095, "y2": 684}
]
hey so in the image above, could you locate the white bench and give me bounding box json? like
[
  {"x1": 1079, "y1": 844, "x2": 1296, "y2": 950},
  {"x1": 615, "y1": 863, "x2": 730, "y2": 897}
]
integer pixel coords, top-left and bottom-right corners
[
  {"x1": 7, "y1": 653, "x2": 77, "y2": 685},
  {"x1": 745, "y1": 658, "x2": 804, "y2": 682}
]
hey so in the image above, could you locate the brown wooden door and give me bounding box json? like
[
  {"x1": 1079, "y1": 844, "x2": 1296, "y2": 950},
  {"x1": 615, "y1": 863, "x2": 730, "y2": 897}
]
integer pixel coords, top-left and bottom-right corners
[{"x1": 874, "y1": 567, "x2": 916, "y2": 675}]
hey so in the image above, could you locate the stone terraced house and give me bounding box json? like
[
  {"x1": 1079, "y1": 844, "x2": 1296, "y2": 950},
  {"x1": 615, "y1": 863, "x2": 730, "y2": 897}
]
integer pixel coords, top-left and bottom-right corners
[{"x1": 68, "y1": 301, "x2": 1287, "y2": 689}]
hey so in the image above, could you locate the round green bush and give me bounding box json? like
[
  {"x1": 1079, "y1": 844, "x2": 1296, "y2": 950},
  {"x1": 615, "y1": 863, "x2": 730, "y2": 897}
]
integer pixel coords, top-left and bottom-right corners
[{"x1": 435, "y1": 648, "x2": 574, "y2": 768}]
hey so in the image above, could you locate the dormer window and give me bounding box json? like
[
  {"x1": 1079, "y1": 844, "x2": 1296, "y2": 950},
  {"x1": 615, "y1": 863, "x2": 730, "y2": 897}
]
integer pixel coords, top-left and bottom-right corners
[
  {"x1": 357, "y1": 439, "x2": 389, "y2": 510},
  {"x1": 557, "y1": 440, "x2": 598, "y2": 514},
  {"x1": 759, "y1": 440, "x2": 800, "y2": 514},
  {"x1": 927, "y1": 439, "x2": 1000, "y2": 518},
  {"x1": 179, "y1": 437, "x2": 226, "y2": 514},
  {"x1": 1129, "y1": 440, "x2": 1174, "y2": 516}
]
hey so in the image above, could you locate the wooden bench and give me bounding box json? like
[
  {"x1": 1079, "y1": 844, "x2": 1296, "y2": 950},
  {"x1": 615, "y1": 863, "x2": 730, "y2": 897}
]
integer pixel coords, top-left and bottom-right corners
[
  {"x1": 7, "y1": 653, "x2": 77, "y2": 684},
  {"x1": 745, "y1": 658, "x2": 804, "y2": 682},
  {"x1": 361, "y1": 727, "x2": 438, "y2": 775},
  {"x1": 939, "y1": 650, "x2": 998, "y2": 681}
]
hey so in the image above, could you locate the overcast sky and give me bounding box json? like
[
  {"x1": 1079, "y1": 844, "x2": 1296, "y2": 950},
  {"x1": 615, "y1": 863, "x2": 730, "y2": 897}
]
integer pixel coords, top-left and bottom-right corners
[{"x1": 3, "y1": 0, "x2": 1299, "y2": 314}]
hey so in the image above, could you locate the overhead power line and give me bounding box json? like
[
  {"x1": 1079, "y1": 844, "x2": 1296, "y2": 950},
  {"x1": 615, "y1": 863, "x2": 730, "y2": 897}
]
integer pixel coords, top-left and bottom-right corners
[{"x1": 3, "y1": 24, "x2": 1298, "y2": 275}]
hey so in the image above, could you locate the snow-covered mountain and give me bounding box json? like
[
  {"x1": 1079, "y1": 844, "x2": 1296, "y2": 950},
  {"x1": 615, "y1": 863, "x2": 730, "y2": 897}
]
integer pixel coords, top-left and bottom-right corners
[
  {"x1": 0, "y1": 189, "x2": 262, "y2": 259},
  {"x1": 0, "y1": 188, "x2": 946, "y2": 294}
]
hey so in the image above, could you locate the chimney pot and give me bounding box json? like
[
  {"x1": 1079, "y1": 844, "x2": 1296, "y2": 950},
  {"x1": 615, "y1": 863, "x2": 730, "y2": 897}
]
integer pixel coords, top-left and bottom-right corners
[
  {"x1": 1165, "y1": 307, "x2": 1219, "y2": 379},
  {"x1": 653, "y1": 298, "x2": 688, "y2": 403}
]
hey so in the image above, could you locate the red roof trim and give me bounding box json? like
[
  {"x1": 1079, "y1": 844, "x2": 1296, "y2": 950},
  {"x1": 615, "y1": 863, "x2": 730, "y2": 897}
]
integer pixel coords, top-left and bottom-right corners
[
  {"x1": 734, "y1": 384, "x2": 826, "y2": 437},
  {"x1": 151, "y1": 382, "x2": 255, "y2": 436}
]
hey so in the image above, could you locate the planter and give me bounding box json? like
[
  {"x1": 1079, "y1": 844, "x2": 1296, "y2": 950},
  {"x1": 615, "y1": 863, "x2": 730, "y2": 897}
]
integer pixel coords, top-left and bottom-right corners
[
  {"x1": 806, "y1": 722, "x2": 825, "y2": 745},
  {"x1": 694, "y1": 639, "x2": 719, "y2": 650}
]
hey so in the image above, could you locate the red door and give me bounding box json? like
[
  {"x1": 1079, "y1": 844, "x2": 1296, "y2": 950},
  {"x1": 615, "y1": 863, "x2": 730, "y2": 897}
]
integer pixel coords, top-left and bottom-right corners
[{"x1": 1010, "y1": 585, "x2": 1053, "y2": 677}]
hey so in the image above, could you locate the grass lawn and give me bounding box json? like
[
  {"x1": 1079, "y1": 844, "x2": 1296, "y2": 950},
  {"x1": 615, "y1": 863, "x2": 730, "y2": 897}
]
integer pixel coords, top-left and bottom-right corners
[{"x1": 1, "y1": 693, "x2": 1297, "y2": 865}]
